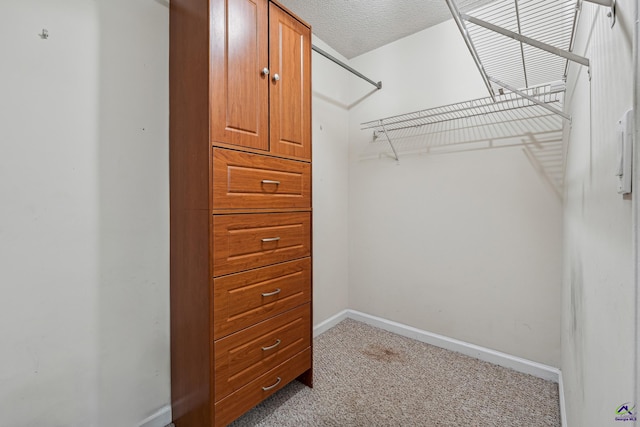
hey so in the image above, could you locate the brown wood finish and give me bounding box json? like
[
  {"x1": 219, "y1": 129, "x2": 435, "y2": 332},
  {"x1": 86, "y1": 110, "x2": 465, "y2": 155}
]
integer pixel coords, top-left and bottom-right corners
[
  {"x1": 212, "y1": 148, "x2": 311, "y2": 210},
  {"x1": 214, "y1": 304, "x2": 310, "y2": 401},
  {"x1": 214, "y1": 348, "x2": 312, "y2": 426},
  {"x1": 269, "y1": 3, "x2": 312, "y2": 160},
  {"x1": 296, "y1": 366, "x2": 313, "y2": 388},
  {"x1": 213, "y1": 258, "x2": 311, "y2": 339},
  {"x1": 170, "y1": 0, "x2": 213, "y2": 425},
  {"x1": 212, "y1": 212, "x2": 311, "y2": 277},
  {"x1": 210, "y1": 0, "x2": 269, "y2": 151}
]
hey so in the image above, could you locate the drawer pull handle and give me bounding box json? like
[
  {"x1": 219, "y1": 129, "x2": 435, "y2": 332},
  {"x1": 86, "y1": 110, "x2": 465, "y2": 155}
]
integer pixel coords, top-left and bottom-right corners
[
  {"x1": 261, "y1": 237, "x2": 280, "y2": 243},
  {"x1": 261, "y1": 288, "x2": 281, "y2": 297},
  {"x1": 262, "y1": 377, "x2": 282, "y2": 391},
  {"x1": 261, "y1": 339, "x2": 282, "y2": 351},
  {"x1": 261, "y1": 180, "x2": 280, "y2": 185}
]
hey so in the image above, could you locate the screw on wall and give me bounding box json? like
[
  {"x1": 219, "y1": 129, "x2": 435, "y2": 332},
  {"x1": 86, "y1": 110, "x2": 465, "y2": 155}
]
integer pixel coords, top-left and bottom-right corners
[
  {"x1": 583, "y1": 0, "x2": 616, "y2": 27},
  {"x1": 38, "y1": 29, "x2": 49, "y2": 39},
  {"x1": 608, "y1": 0, "x2": 616, "y2": 28}
]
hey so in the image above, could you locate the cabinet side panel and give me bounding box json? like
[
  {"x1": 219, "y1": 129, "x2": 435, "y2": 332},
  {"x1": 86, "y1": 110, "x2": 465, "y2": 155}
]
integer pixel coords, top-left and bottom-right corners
[
  {"x1": 170, "y1": 0, "x2": 212, "y2": 424},
  {"x1": 170, "y1": 0, "x2": 212, "y2": 212},
  {"x1": 170, "y1": 211, "x2": 212, "y2": 425}
]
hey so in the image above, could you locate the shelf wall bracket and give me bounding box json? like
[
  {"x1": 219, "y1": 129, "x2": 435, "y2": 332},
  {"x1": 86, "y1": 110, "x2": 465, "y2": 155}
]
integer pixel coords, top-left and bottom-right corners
[
  {"x1": 489, "y1": 77, "x2": 571, "y2": 121},
  {"x1": 445, "y1": 0, "x2": 496, "y2": 102},
  {"x1": 461, "y1": 13, "x2": 590, "y2": 68},
  {"x1": 582, "y1": 0, "x2": 616, "y2": 27}
]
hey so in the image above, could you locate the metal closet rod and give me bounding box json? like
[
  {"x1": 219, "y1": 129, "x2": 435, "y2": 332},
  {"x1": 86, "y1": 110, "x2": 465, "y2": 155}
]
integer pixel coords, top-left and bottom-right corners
[{"x1": 311, "y1": 44, "x2": 382, "y2": 90}]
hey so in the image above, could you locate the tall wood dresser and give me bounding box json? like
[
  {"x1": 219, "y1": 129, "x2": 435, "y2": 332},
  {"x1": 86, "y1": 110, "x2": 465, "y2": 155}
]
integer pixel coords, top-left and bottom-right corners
[{"x1": 169, "y1": 0, "x2": 313, "y2": 425}]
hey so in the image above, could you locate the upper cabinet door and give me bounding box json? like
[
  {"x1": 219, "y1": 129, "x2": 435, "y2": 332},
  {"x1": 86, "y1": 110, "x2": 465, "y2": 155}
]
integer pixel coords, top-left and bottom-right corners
[
  {"x1": 211, "y1": 0, "x2": 269, "y2": 151},
  {"x1": 269, "y1": 3, "x2": 312, "y2": 161}
]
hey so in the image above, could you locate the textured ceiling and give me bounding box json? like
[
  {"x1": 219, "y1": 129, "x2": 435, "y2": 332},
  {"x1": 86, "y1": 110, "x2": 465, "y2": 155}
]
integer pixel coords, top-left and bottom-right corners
[{"x1": 278, "y1": 0, "x2": 498, "y2": 59}]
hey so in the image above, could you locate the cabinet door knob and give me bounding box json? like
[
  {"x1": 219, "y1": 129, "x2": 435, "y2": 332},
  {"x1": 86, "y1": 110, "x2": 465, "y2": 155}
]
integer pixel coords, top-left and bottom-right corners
[
  {"x1": 261, "y1": 67, "x2": 270, "y2": 76},
  {"x1": 272, "y1": 73, "x2": 280, "y2": 82}
]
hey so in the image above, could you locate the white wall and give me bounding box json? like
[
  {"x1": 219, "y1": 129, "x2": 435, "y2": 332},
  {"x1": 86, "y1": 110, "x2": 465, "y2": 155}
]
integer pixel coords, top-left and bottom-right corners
[
  {"x1": 311, "y1": 37, "x2": 351, "y2": 324},
  {"x1": 562, "y1": 1, "x2": 637, "y2": 425},
  {"x1": 0, "y1": 1, "x2": 170, "y2": 426},
  {"x1": 346, "y1": 21, "x2": 563, "y2": 366}
]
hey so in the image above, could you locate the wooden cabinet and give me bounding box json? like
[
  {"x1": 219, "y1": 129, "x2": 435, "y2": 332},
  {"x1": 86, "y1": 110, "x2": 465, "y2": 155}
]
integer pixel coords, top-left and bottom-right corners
[
  {"x1": 210, "y1": 0, "x2": 311, "y2": 160},
  {"x1": 170, "y1": 0, "x2": 312, "y2": 425}
]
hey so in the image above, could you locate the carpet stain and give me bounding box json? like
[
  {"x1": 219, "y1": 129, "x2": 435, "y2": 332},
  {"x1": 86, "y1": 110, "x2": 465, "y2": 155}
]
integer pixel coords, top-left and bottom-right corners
[{"x1": 362, "y1": 344, "x2": 404, "y2": 363}]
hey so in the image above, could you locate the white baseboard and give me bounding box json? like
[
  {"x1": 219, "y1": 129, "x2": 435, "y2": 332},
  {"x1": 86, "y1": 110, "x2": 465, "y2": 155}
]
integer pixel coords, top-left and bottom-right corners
[
  {"x1": 315, "y1": 309, "x2": 561, "y2": 384},
  {"x1": 313, "y1": 309, "x2": 349, "y2": 337},
  {"x1": 137, "y1": 405, "x2": 172, "y2": 427},
  {"x1": 558, "y1": 370, "x2": 568, "y2": 427}
]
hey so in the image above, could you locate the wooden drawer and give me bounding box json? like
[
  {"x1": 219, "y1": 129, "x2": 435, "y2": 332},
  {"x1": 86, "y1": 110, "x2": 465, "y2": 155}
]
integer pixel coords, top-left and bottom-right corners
[
  {"x1": 214, "y1": 347, "x2": 311, "y2": 426},
  {"x1": 213, "y1": 258, "x2": 311, "y2": 339},
  {"x1": 213, "y1": 148, "x2": 311, "y2": 210},
  {"x1": 212, "y1": 212, "x2": 311, "y2": 277},
  {"x1": 214, "y1": 304, "x2": 310, "y2": 402}
]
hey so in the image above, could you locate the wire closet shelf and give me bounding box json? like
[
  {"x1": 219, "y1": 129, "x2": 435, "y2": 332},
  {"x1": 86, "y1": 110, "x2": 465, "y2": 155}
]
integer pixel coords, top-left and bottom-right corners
[
  {"x1": 458, "y1": 0, "x2": 582, "y2": 94},
  {"x1": 360, "y1": 83, "x2": 565, "y2": 135}
]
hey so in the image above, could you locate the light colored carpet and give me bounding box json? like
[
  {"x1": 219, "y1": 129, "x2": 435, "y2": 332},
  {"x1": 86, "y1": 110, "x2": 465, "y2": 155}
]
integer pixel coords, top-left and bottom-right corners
[{"x1": 230, "y1": 318, "x2": 560, "y2": 426}]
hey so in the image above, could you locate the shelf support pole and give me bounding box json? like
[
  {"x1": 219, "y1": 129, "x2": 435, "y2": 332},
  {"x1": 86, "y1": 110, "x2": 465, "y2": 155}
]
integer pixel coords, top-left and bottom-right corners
[
  {"x1": 445, "y1": 0, "x2": 496, "y2": 101},
  {"x1": 489, "y1": 77, "x2": 571, "y2": 121},
  {"x1": 461, "y1": 13, "x2": 590, "y2": 67},
  {"x1": 380, "y1": 123, "x2": 399, "y2": 162}
]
